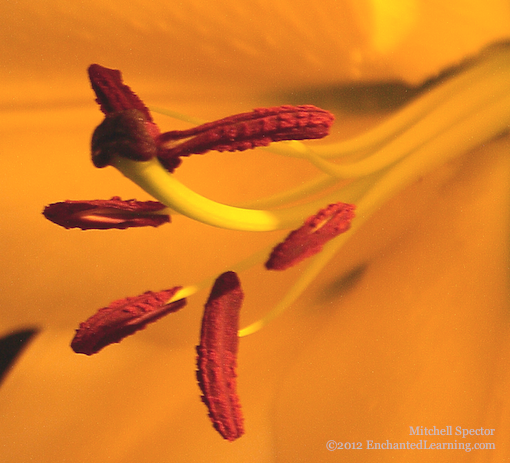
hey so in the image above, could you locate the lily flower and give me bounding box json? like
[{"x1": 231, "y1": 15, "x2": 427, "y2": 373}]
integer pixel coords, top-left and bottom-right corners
[
  {"x1": 38, "y1": 42, "x2": 510, "y2": 445},
  {"x1": 2, "y1": 0, "x2": 510, "y2": 462}
]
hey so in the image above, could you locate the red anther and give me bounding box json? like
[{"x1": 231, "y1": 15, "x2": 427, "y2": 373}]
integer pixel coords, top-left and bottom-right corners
[
  {"x1": 43, "y1": 197, "x2": 169, "y2": 230},
  {"x1": 71, "y1": 287, "x2": 186, "y2": 355},
  {"x1": 157, "y1": 105, "x2": 335, "y2": 172},
  {"x1": 196, "y1": 271, "x2": 245, "y2": 441},
  {"x1": 265, "y1": 202, "x2": 356, "y2": 270},
  {"x1": 88, "y1": 64, "x2": 153, "y2": 120}
]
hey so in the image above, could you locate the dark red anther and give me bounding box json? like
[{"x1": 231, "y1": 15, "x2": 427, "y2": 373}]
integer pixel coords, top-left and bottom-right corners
[
  {"x1": 88, "y1": 64, "x2": 153, "y2": 120},
  {"x1": 265, "y1": 202, "x2": 356, "y2": 270},
  {"x1": 88, "y1": 64, "x2": 160, "y2": 167},
  {"x1": 43, "y1": 197, "x2": 169, "y2": 230},
  {"x1": 157, "y1": 105, "x2": 335, "y2": 172},
  {"x1": 71, "y1": 287, "x2": 186, "y2": 355},
  {"x1": 196, "y1": 271, "x2": 245, "y2": 441}
]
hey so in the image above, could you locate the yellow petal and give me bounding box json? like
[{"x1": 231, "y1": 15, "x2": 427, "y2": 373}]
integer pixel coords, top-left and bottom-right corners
[
  {"x1": 273, "y1": 134, "x2": 510, "y2": 461},
  {"x1": 2, "y1": 0, "x2": 509, "y2": 107}
]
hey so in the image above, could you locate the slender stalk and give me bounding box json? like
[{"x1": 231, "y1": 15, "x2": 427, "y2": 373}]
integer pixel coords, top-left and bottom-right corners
[{"x1": 112, "y1": 156, "x2": 348, "y2": 231}]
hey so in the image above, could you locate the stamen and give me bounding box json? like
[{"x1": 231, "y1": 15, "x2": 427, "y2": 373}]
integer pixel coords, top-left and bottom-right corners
[
  {"x1": 156, "y1": 105, "x2": 334, "y2": 172},
  {"x1": 43, "y1": 197, "x2": 170, "y2": 230},
  {"x1": 196, "y1": 272, "x2": 244, "y2": 441},
  {"x1": 71, "y1": 287, "x2": 186, "y2": 355},
  {"x1": 265, "y1": 202, "x2": 355, "y2": 270}
]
